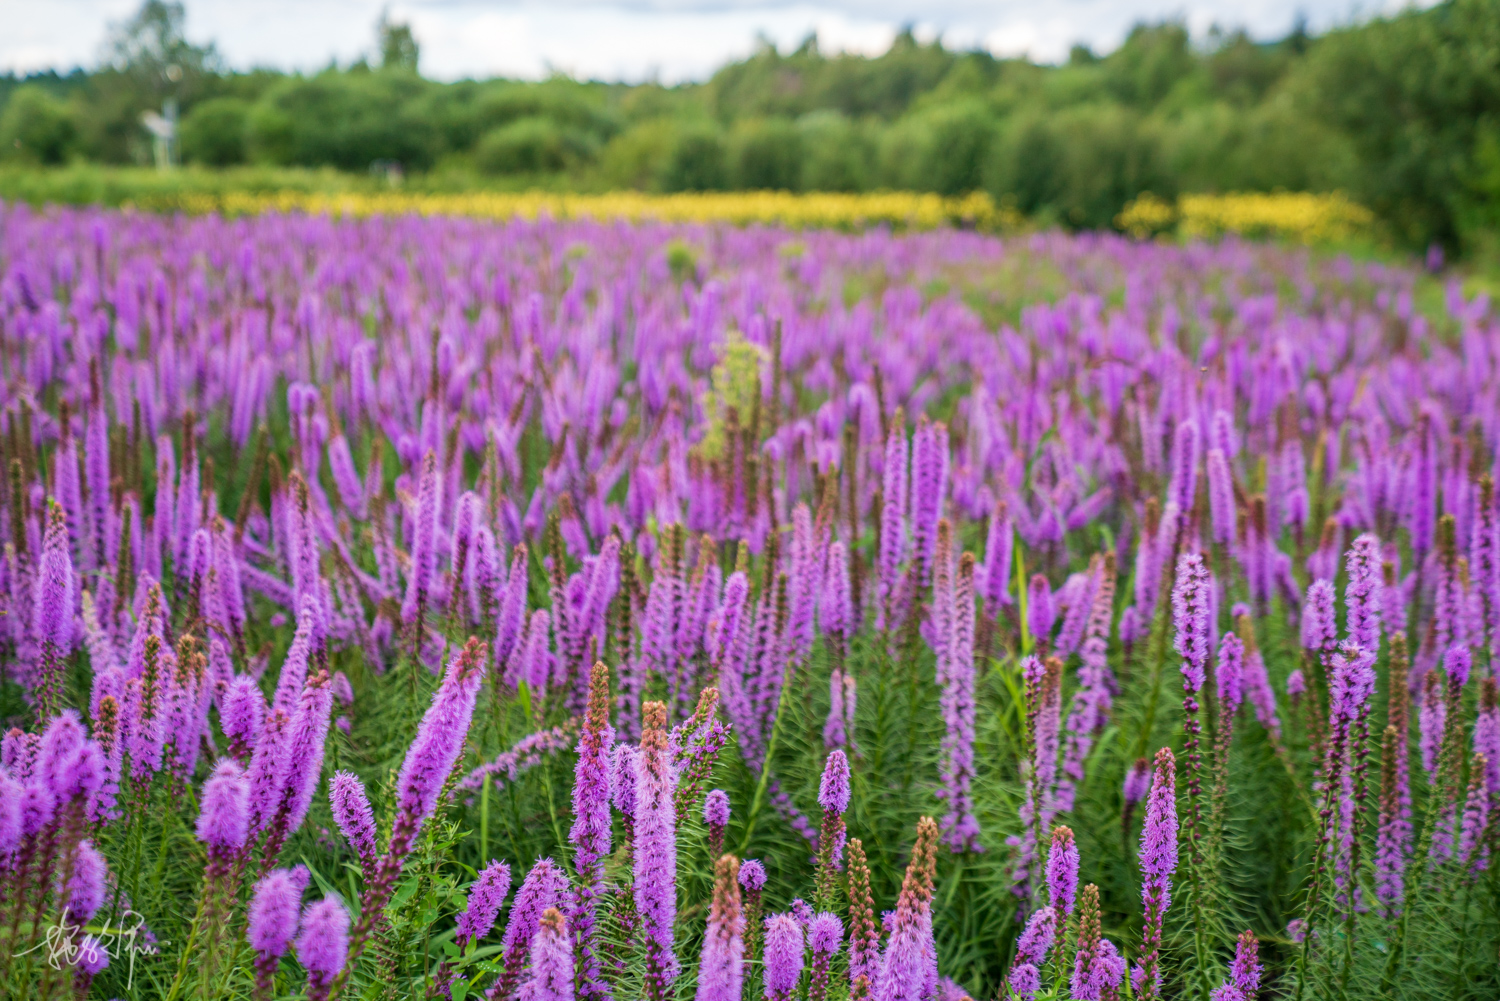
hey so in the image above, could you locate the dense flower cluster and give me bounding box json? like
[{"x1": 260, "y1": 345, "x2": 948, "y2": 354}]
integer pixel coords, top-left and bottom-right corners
[{"x1": 0, "y1": 204, "x2": 1497, "y2": 1001}]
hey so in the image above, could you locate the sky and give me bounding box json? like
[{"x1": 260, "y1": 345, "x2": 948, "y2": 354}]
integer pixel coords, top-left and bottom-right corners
[{"x1": 1, "y1": 0, "x2": 1419, "y2": 84}]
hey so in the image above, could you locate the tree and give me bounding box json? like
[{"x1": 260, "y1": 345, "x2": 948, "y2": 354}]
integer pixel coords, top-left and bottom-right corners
[
  {"x1": 378, "y1": 12, "x2": 420, "y2": 74},
  {"x1": 0, "y1": 86, "x2": 77, "y2": 164}
]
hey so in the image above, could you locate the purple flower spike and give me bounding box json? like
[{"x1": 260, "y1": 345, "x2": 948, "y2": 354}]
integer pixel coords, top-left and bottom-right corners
[
  {"x1": 222, "y1": 675, "x2": 267, "y2": 762},
  {"x1": 635, "y1": 702, "x2": 680, "y2": 1001},
  {"x1": 1026, "y1": 574, "x2": 1054, "y2": 650},
  {"x1": 704, "y1": 788, "x2": 732, "y2": 827},
  {"x1": 1301, "y1": 580, "x2": 1337, "y2": 657},
  {"x1": 248, "y1": 866, "x2": 309, "y2": 995},
  {"x1": 296, "y1": 896, "x2": 350, "y2": 1001},
  {"x1": 763, "y1": 913, "x2": 805, "y2": 1001},
  {"x1": 66, "y1": 839, "x2": 109, "y2": 925},
  {"x1": 496, "y1": 858, "x2": 570, "y2": 1000},
  {"x1": 1172, "y1": 553, "x2": 1211, "y2": 692},
  {"x1": 1046, "y1": 825, "x2": 1079, "y2": 919},
  {"x1": 570, "y1": 661, "x2": 615, "y2": 1001},
  {"x1": 196, "y1": 759, "x2": 250, "y2": 856},
  {"x1": 738, "y1": 859, "x2": 767, "y2": 892},
  {"x1": 518, "y1": 908, "x2": 573, "y2": 1001},
  {"x1": 329, "y1": 771, "x2": 378, "y2": 872},
  {"x1": 819, "y1": 749, "x2": 851, "y2": 814},
  {"x1": 808, "y1": 912, "x2": 844, "y2": 1001},
  {"x1": 458, "y1": 860, "x2": 513, "y2": 949},
  {"x1": 696, "y1": 855, "x2": 744, "y2": 1001},
  {"x1": 1217, "y1": 632, "x2": 1245, "y2": 720},
  {"x1": 704, "y1": 788, "x2": 731, "y2": 858},
  {"x1": 1136, "y1": 748, "x2": 1178, "y2": 1000}
]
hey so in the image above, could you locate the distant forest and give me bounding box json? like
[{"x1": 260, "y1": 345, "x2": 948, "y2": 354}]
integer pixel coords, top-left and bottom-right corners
[{"x1": 3, "y1": 0, "x2": 1499, "y2": 248}]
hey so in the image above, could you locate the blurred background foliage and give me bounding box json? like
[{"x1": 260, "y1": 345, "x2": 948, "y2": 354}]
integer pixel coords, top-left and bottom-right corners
[{"x1": 3, "y1": 0, "x2": 1500, "y2": 252}]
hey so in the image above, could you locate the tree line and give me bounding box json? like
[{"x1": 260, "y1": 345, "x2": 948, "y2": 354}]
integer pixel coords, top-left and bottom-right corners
[{"x1": 3, "y1": 0, "x2": 1498, "y2": 249}]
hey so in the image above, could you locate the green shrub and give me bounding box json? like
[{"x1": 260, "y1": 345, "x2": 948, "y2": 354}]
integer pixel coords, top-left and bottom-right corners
[
  {"x1": 475, "y1": 116, "x2": 591, "y2": 175},
  {"x1": 727, "y1": 117, "x2": 803, "y2": 191},
  {"x1": 660, "y1": 125, "x2": 727, "y2": 192},
  {"x1": 179, "y1": 96, "x2": 250, "y2": 166},
  {"x1": 0, "y1": 86, "x2": 77, "y2": 165}
]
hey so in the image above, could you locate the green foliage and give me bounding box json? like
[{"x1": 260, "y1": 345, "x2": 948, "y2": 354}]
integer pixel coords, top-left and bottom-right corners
[
  {"x1": 0, "y1": 85, "x2": 77, "y2": 164},
  {"x1": 246, "y1": 73, "x2": 441, "y2": 171},
  {"x1": 178, "y1": 96, "x2": 249, "y2": 165},
  {"x1": 474, "y1": 117, "x2": 594, "y2": 175},
  {"x1": 661, "y1": 124, "x2": 728, "y2": 192},
  {"x1": 696, "y1": 329, "x2": 764, "y2": 457},
  {"x1": 727, "y1": 117, "x2": 804, "y2": 191}
]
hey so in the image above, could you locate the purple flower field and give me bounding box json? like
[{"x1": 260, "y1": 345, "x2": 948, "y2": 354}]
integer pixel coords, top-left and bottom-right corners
[{"x1": 0, "y1": 201, "x2": 1497, "y2": 1000}]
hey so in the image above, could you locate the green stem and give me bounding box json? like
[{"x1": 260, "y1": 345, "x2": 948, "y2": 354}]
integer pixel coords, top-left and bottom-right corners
[{"x1": 737, "y1": 664, "x2": 794, "y2": 857}]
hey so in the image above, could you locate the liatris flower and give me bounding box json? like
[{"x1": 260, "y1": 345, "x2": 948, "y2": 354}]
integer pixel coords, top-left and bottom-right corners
[
  {"x1": 697, "y1": 854, "x2": 744, "y2": 1001},
  {"x1": 493, "y1": 858, "x2": 569, "y2": 999},
  {"x1": 815, "y1": 749, "x2": 851, "y2": 907},
  {"x1": 1458, "y1": 754, "x2": 1491, "y2": 872},
  {"x1": 1219, "y1": 929, "x2": 1262, "y2": 1000},
  {"x1": 875, "y1": 816, "x2": 939, "y2": 1001},
  {"x1": 636, "y1": 701, "x2": 680, "y2": 1000},
  {"x1": 821, "y1": 539, "x2": 852, "y2": 644},
  {"x1": 32, "y1": 500, "x2": 76, "y2": 719},
  {"x1": 1136, "y1": 747, "x2": 1178, "y2": 1000},
  {"x1": 739, "y1": 858, "x2": 767, "y2": 978},
  {"x1": 763, "y1": 913, "x2": 805, "y2": 1001},
  {"x1": 1216, "y1": 629, "x2": 1245, "y2": 720},
  {"x1": 248, "y1": 866, "x2": 309, "y2": 1001},
  {"x1": 980, "y1": 500, "x2": 1013, "y2": 609},
  {"x1": 571, "y1": 661, "x2": 615, "y2": 1001},
  {"x1": 329, "y1": 771, "x2": 378, "y2": 876},
  {"x1": 1173, "y1": 552, "x2": 1211, "y2": 846},
  {"x1": 1168, "y1": 419, "x2": 1200, "y2": 515},
  {"x1": 1173, "y1": 553, "x2": 1212, "y2": 692},
  {"x1": 72, "y1": 935, "x2": 109, "y2": 996},
  {"x1": 348, "y1": 640, "x2": 488, "y2": 973},
  {"x1": 516, "y1": 908, "x2": 573, "y2": 1001},
  {"x1": 1006, "y1": 907, "x2": 1055, "y2": 1001},
  {"x1": 939, "y1": 552, "x2": 980, "y2": 850},
  {"x1": 704, "y1": 789, "x2": 731, "y2": 859},
  {"x1": 65, "y1": 838, "x2": 108, "y2": 925},
  {"x1": 402, "y1": 450, "x2": 441, "y2": 635},
  {"x1": 197, "y1": 759, "x2": 250, "y2": 859},
  {"x1": 909, "y1": 417, "x2": 949, "y2": 584},
  {"x1": 878, "y1": 409, "x2": 909, "y2": 625},
  {"x1": 1301, "y1": 580, "x2": 1337, "y2": 662},
  {"x1": 1046, "y1": 825, "x2": 1080, "y2": 920},
  {"x1": 1026, "y1": 574, "x2": 1054, "y2": 653},
  {"x1": 1476, "y1": 679, "x2": 1500, "y2": 797},
  {"x1": 261, "y1": 670, "x2": 334, "y2": 867},
  {"x1": 1058, "y1": 553, "x2": 1116, "y2": 814},
  {"x1": 846, "y1": 838, "x2": 880, "y2": 991},
  {"x1": 808, "y1": 912, "x2": 844, "y2": 1001},
  {"x1": 297, "y1": 896, "x2": 350, "y2": 1001},
  {"x1": 1070, "y1": 884, "x2": 1124, "y2": 1001},
  {"x1": 458, "y1": 860, "x2": 514, "y2": 949},
  {"x1": 1206, "y1": 448, "x2": 1235, "y2": 545},
  {"x1": 222, "y1": 674, "x2": 266, "y2": 762},
  {"x1": 1344, "y1": 533, "x2": 1382, "y2": 653},
  {"x1": 1418, "y1": 670, "x2": 1445, "y2": 779},
  {"x1": 1014, "y1": 655, "x2": 1063, "y2": 901},
  {"x1": 395, "y1": 638, "x2": 488, "y2": 842}
]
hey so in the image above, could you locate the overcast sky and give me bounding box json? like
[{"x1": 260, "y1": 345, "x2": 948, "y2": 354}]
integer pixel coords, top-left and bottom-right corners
[{"x1": 2, "y1": 0, "x2": 1421, "y2": 84}]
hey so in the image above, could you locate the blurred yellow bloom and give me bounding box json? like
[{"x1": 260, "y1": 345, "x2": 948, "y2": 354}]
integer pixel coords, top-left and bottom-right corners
[
  {"x1": 147, "y1": 188, "x2": 1023, "y2": 232},
  {"x1": 1117, "y1": 191, "x2": 1374, "y2": 243}
]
